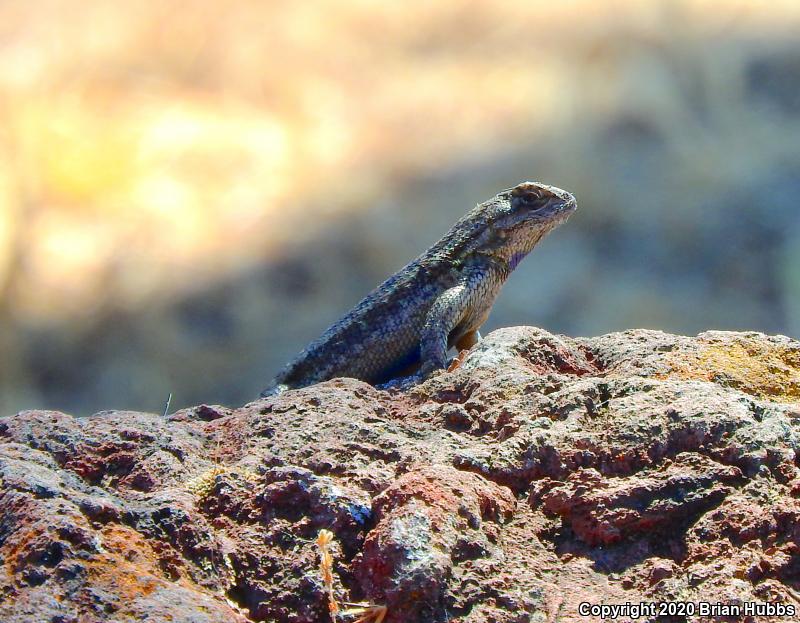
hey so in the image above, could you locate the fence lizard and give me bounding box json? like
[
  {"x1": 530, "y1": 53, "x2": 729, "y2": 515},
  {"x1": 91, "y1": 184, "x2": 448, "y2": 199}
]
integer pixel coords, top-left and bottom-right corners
[{"x1": 262, "y1": 182, "x2": 576, "y2": 395}]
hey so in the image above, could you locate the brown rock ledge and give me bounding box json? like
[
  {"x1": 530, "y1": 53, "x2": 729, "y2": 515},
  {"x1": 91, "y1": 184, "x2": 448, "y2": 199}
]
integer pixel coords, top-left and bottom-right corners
[{"x1": 1, "y1": 328, "x2": 799, "y2": 622}]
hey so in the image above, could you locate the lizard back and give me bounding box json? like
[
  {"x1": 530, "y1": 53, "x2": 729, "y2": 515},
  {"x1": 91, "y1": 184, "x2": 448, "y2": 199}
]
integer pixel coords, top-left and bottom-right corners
[{"x1": 270, "y1": 253, "x2": 459, "y2": 390}]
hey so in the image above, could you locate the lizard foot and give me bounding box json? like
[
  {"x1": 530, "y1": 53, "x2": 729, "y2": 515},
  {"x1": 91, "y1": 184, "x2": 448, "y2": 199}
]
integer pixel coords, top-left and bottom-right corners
[
  {"x1": 260, "y1": 383, "x2": 289, "y2": 397},
  {"x1": 447, "y1": 348, "x2": 471, "y2": 372},
  {"x1": 376, "y1": 373, "x2": 426, "y2": 392},
  {"x1": 377, "y1": 365, "x2": 449, "y2": 391}
]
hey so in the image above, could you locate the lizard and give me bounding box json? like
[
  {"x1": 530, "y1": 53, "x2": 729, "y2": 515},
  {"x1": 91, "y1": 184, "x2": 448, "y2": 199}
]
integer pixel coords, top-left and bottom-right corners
[{"x1": 261, "y1": 181, "x2": 577, "y2": 395}]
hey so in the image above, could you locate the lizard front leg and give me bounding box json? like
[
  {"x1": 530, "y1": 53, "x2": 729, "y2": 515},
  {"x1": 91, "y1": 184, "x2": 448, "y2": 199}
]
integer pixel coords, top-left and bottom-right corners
[
  {"x1": 375, "y1": 285, "x2": 470, "y2": 391},
  {"x1": 418, "y1": 283, "x2": 474, "y2": 378}
]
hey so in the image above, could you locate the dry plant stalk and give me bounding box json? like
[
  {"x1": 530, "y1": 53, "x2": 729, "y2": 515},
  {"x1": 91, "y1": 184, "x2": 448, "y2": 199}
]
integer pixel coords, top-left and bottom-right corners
[
  {"x1": 342, "y1": 604, "x2": 387, "y2": 623},
  {"x1": 316, "y1": 530, "x2": 387, "y2": 623},
  {"x1": 317, "y1": 529, "x2": 340, "y2": 617}
]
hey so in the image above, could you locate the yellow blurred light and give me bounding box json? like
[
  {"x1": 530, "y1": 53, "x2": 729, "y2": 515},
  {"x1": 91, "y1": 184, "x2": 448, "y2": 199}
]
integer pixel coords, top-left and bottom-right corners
[
  {"x1": 0, "y1": 0, "x2": 798, "y2": 324},
  {"x1": 0, "y1": 165, "x2": 13, "y2": 291},
  {"x1": 134, "y1": 175, "x2": 195, "y2": 221},
  {"x1": 28, "y1": 101, "x2": 137, "y2": 206}
]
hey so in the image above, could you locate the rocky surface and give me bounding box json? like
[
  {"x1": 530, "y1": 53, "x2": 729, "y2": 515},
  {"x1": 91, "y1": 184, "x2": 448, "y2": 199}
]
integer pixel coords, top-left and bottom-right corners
[{"x1": 2, "y1": 327, "x2": 800, "y2": 622}]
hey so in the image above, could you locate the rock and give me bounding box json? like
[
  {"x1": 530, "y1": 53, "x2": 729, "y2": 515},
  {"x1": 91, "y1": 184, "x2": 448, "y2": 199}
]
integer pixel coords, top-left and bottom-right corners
[
  {"x1": 1, "y1": 327, "x2": 799, "y2": 622},
  {"x1": 356, "y1": 465, "x2": 515, "y2": 621},
  {"x1": 537, "y1": 454, "x2": 743, "y2": 546}
]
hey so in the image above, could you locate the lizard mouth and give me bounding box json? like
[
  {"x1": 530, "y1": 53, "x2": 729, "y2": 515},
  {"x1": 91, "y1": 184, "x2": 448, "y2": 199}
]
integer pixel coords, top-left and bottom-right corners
[
  {"x1": 526, "y1": 195, "x2": 577, "y2": 226},
  {"x1": 551, "y1": 197, "x2": 577, "y2": 220}
]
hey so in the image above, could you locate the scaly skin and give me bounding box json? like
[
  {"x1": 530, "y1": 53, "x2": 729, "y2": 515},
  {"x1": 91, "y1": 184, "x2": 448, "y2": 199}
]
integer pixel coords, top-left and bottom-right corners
[{"x1": 262, "y1": 182, "x2": 577, "y2": 395}]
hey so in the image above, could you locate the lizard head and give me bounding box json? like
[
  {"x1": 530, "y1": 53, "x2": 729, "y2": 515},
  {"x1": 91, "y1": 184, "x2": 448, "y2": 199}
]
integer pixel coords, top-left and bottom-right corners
[
  {"x1": 433, "y1": 181, "x2": 576, "y2": 269},
  {"x1": 475, "y1": 182, "x2": 577, "y2": 268},
  {"x1": 499, "y1": 182, "x2": 576, "y2": 229}
]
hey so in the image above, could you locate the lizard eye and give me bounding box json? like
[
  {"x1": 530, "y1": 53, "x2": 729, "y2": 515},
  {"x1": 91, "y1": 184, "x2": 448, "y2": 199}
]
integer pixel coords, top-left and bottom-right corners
[{"x1": 509, "y1": 185, "x2": 548, "y2": 211}]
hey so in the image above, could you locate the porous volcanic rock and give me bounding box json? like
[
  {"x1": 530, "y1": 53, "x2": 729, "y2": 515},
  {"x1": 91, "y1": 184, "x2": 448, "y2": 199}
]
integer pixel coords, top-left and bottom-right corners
[{"x1": 2, "y1": 328, "x2": 800, "y2": 622}]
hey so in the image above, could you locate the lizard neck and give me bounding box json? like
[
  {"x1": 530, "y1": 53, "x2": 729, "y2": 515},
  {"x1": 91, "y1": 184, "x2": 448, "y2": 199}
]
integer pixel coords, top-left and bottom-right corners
[
  {"x1": 483, "y1": 224, "x2": 550, "y2": 273},
  {"x1": 426, "y1": 211, "x2": 557, "y2": 279},
  {"x1": 469, "y1": 251, "x2": 512, "y2": 280},
  {"x1": 508, "y1": 249, "x2": 529, "y2": 271}
]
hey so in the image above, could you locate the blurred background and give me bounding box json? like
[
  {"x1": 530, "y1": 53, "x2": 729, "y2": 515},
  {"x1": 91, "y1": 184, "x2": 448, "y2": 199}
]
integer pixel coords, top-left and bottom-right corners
[{"x1": 1, "y1": 0, "x2": 799, "y2": 416}]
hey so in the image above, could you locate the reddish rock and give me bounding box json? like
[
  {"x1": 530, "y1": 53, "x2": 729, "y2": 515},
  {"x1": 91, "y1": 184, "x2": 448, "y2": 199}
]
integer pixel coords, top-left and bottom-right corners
[
  {"x1": 356, "y1": 465, "x2": 515, "y2": 621},
  {"x1": 539, "y1": 454, "x2": 743, "y2": 546},
  {"x1": 1, "y1": 327, "x2": 799, "y2": 622}
]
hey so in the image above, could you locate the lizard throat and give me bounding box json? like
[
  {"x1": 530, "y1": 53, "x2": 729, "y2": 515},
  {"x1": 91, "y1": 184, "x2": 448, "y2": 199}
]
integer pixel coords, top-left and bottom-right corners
[{"x1": 508, "y1": 250, "x2": 529, "y2": 271}]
